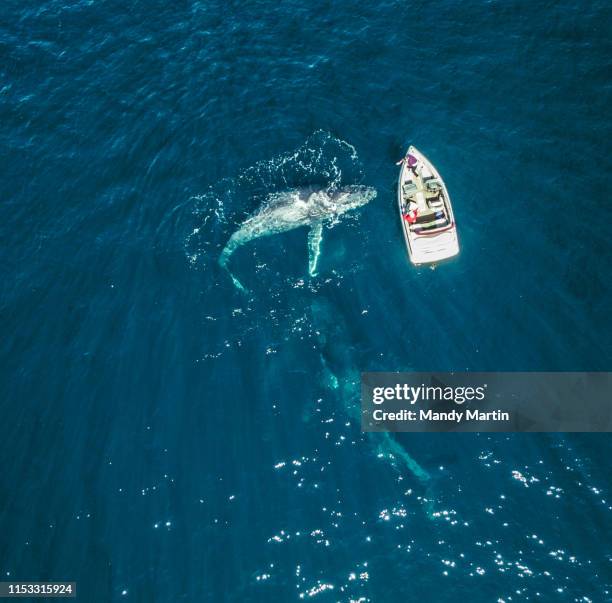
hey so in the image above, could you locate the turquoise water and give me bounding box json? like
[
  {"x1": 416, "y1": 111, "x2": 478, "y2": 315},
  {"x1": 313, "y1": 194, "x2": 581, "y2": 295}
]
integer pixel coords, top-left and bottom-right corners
[{"x1": 1, "y1": 0, "x2": 611, "y2": 600}]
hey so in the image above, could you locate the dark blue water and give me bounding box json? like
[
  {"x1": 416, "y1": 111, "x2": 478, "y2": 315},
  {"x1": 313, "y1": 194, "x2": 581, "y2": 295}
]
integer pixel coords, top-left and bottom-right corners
[{"x1": 1, "y1": 0, "x2": 611, "y2": 600}]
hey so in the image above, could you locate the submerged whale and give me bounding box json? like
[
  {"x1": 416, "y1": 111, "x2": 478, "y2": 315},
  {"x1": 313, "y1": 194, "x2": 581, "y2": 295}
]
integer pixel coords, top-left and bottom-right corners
[
  {"x1": 219, "y1": 185, "x2": 376, "y2": 291},
  {"x1": 310, "y1": 296, "x2": 437, "y2": 516}
]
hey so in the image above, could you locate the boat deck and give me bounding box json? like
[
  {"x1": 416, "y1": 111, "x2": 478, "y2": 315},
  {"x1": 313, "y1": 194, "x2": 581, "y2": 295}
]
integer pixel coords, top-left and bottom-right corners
[{"x1": 400, "y1": 163, "x2": 450, "y2": 232}]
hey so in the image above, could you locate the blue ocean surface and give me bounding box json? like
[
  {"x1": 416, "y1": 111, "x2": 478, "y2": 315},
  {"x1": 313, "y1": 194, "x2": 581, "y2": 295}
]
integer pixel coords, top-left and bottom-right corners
[{"x1": 1, "y1": 0, "x2": 611, "y2": 600}]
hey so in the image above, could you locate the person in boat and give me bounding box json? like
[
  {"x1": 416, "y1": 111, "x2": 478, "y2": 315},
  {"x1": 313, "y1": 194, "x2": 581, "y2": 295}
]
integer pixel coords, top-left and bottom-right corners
[
  {"x1": 396, "y1": 153, "x2": 418, "y2": 173},
  {"x1": 403, "y1": 200, "x2": 419, "y2": 224},
  {"x1": 403, "y1": 209, "x2": 418, "y2": 224}
]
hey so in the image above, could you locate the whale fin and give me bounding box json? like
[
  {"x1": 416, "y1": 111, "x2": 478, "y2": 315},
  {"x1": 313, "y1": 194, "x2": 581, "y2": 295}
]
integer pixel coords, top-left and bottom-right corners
[
  {"x1": 308, "y1": 223, "x2": 324, "y2": 276},
  {"x1": 227, "y1": 271, "x2": 249, "y2": 293},
  {"x1": 219, "y1": 245, "x2": 249, "y2": 293},
  {"x1": 375, "y1": 433, "x2": 430, "y2": 483}
]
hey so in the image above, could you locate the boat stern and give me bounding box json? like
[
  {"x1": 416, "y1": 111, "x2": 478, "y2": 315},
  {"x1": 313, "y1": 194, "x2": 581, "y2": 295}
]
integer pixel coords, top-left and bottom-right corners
[{"x1": 409, "y1": 229, "x2": 459, "y2": 265}]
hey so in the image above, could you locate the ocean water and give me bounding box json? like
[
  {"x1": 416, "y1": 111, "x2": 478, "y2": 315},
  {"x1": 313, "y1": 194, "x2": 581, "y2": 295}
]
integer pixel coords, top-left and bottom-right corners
[{"x1": 1, "y1": 0, "x2": 611, "y2": 601}]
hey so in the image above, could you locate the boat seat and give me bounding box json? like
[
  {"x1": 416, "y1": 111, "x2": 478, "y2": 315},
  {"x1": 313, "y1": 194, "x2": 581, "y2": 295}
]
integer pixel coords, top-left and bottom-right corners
[
  {"x1": 415, "y1": 210, "x2": 437, "y2": 224},
  {"x1": 425, "y1": 178, "x2": 442, "y2": 190},
  {"x1": 402, "y1": 182, "x2": 419, "y2": 198},
  {"x1": 411, "y1": 217, "x2": 448, "y2": 232}
]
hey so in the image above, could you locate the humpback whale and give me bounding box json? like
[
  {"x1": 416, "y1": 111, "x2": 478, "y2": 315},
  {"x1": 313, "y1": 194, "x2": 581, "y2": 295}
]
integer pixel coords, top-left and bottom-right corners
[
  {"x1": 219, "y1": 185, "x2": 376, "y2": 291},
  {"x1": 309, "y1": 296, "x2": 439, "y2": 517}
]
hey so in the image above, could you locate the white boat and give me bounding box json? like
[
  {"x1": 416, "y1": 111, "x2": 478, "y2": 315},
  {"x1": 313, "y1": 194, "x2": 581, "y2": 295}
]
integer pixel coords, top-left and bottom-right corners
[{"x1": 397, "y1": 146, "x2": 459, "y2": 265}]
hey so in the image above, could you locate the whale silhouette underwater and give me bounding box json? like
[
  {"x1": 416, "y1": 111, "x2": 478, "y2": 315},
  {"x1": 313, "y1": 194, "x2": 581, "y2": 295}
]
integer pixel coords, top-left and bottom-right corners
[
  {"x1": 310, "y1": 295, "x2": 438, "y2": 516},
  {"x1": 219, "y1": 185, "x2": 376, "y2": 291}
]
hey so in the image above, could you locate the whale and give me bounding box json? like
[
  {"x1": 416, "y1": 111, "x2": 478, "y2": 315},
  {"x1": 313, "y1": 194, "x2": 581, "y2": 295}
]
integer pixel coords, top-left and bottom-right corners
[
  {"x1": 310, "y1": 295, "x2": 438, "y2": 517},
  {"x1": 219, "y1": 185, "x2": 376, "y2": 291}
]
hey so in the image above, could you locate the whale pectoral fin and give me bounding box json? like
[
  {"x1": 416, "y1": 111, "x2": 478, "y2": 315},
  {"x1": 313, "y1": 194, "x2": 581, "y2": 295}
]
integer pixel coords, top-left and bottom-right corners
[
  {"x1": 308, "y1": 223, "x2": 324, "y2": 276},
  {"x1": 220, "y1": 244, "x2": 249, "y2": 293}
]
